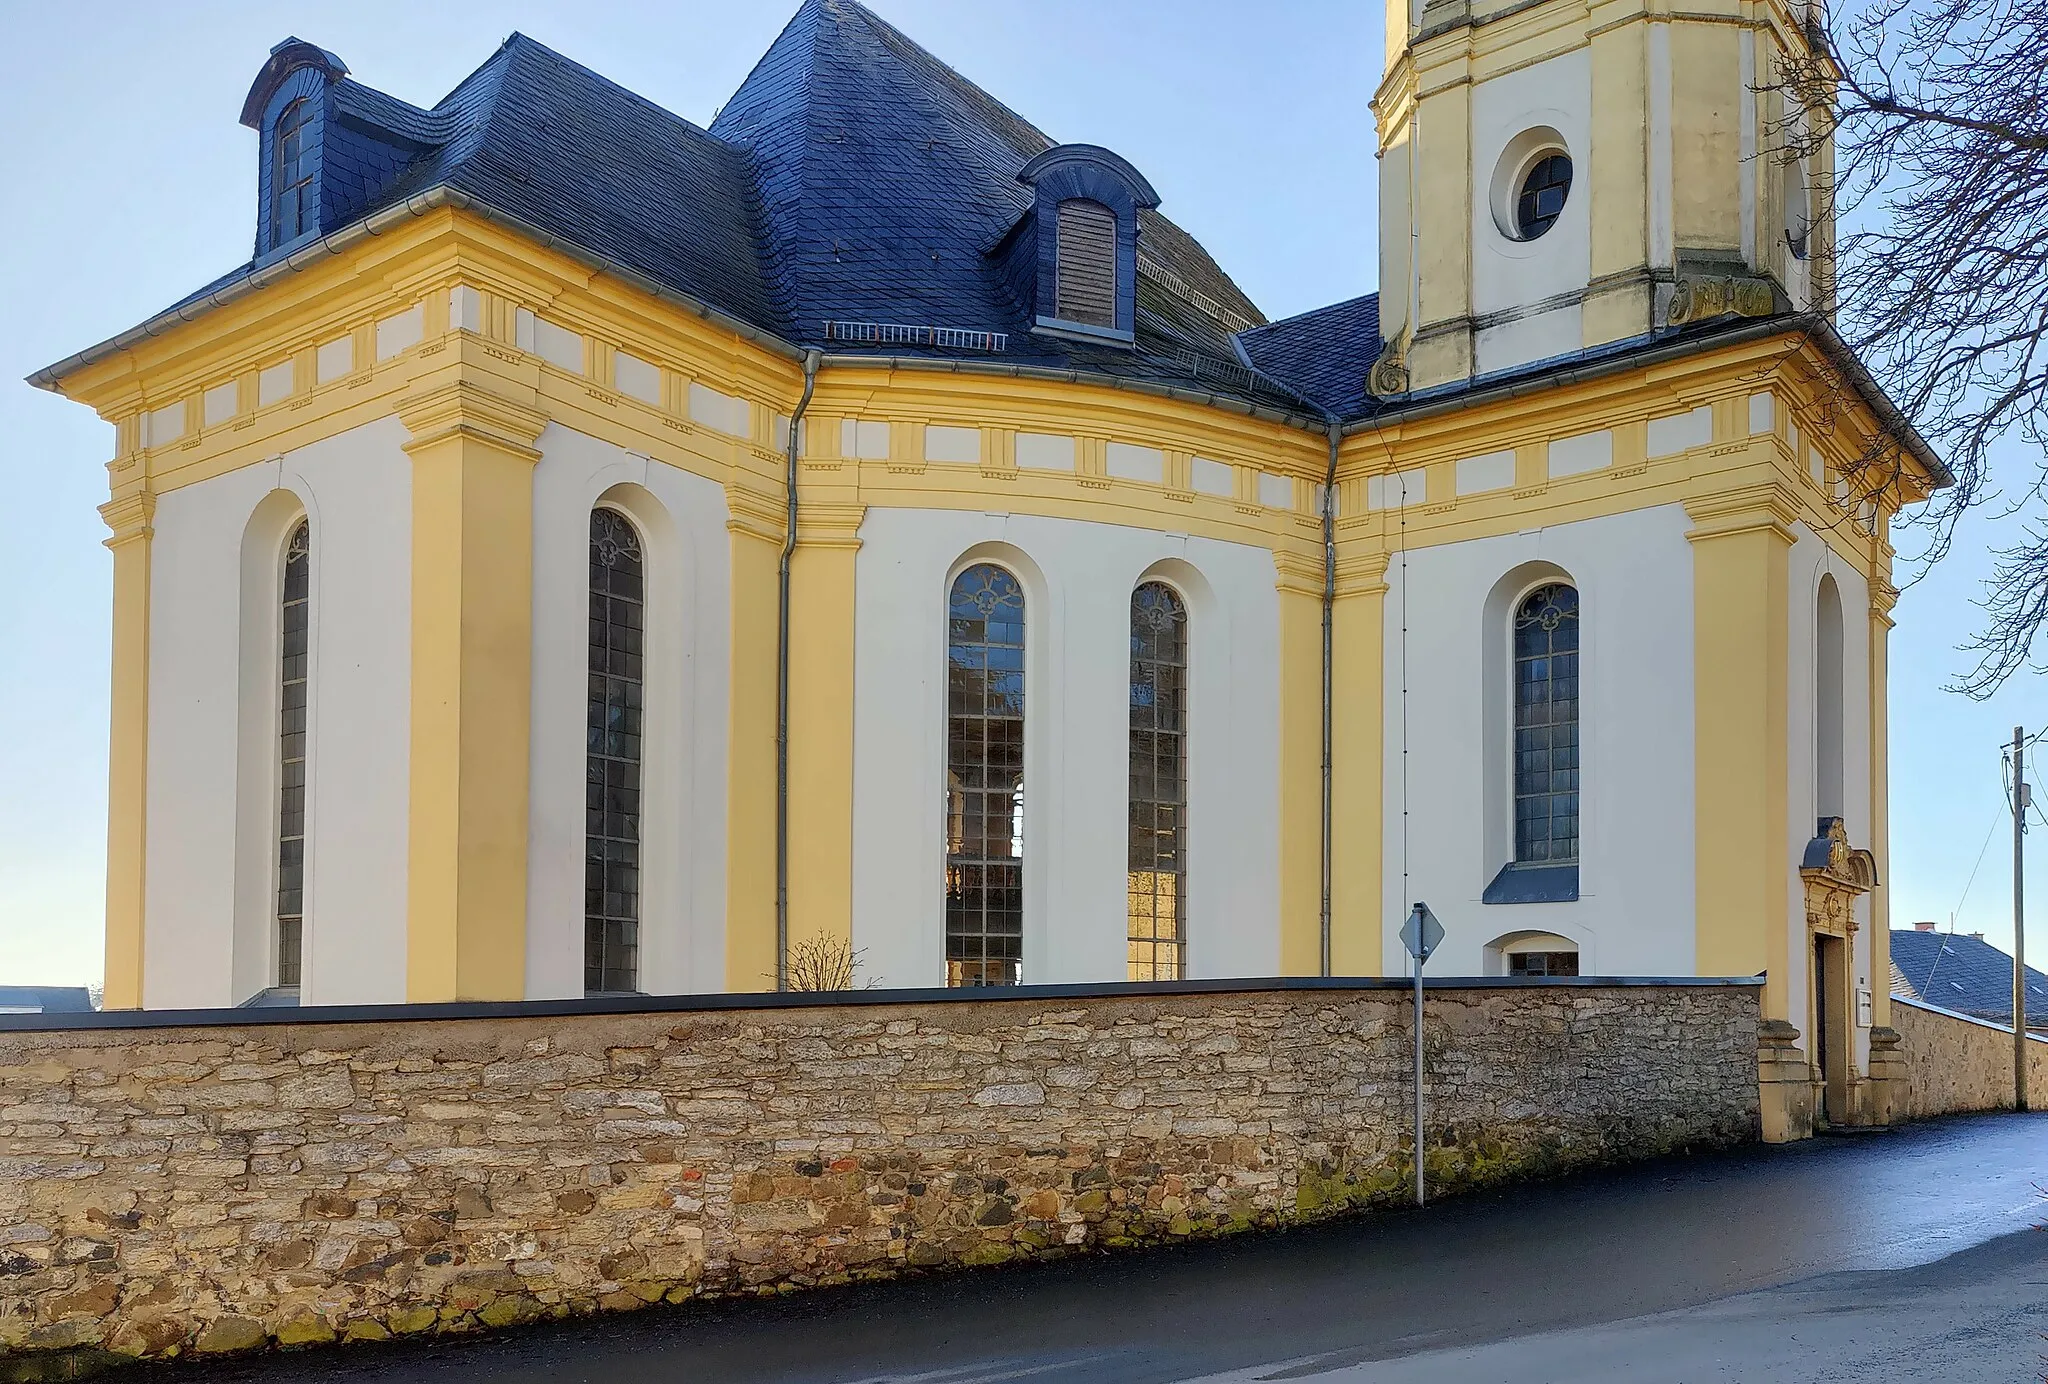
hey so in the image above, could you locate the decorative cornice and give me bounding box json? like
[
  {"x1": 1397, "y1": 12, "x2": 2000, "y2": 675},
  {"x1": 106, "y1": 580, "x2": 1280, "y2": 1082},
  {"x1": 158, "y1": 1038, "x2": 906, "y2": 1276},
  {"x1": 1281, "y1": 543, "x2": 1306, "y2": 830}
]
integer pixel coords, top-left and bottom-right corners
[
  {"x1": 396, "y1": 379, "x2": 547, "y2": 462},
  {"x1": 796, "y1": 502, "x2": 867, "y2": 551},
  {"x1": 99, "y1": 491, "x2": 157, "y2": 547},
  {"x1": 724, "y1": 484, "x2": 785, "y2": 544},
  {"x1": 1683, "y1": 483, "x2": 1801, "y2": 544}
]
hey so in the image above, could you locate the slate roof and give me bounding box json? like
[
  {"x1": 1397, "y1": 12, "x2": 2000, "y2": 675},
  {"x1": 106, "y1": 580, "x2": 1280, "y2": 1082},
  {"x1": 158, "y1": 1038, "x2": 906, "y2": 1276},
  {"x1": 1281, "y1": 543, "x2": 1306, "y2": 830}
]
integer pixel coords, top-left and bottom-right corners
[
  {"x1": 1236, "y1": 294, "x2": 1381, "y2": 421},
  {"x1": 1890, "y1": 928, "x2": 2048, "y2": 1027},
  {"x1": 134, "y1": 0, "x2": 1331, "y2": 420}
]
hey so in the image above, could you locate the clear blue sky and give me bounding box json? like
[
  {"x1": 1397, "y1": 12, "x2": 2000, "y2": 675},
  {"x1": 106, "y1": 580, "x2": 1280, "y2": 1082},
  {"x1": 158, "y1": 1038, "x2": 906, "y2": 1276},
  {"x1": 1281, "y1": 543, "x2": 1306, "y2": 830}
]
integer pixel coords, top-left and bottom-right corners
[{"x1": 0, "y1": 0, "x2": 2038, "y2": 989}]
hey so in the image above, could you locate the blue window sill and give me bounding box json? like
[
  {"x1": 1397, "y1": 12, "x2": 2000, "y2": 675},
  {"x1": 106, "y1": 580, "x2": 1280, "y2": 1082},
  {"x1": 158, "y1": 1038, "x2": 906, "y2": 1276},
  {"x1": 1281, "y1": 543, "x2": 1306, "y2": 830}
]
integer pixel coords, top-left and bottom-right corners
[{"x1": 1483, "y1": 862, "x2": 1579, "y2": 904}]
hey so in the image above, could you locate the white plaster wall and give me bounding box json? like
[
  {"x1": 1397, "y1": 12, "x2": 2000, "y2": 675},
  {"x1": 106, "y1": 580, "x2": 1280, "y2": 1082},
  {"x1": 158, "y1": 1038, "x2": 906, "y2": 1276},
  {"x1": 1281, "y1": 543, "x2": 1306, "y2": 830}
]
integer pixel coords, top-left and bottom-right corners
[
  {"x1": 1379, "y1": 504, "x2": 1697, "y2": 978},
  {"x1": 1470, "y1": 47, "x2": 1592, "y2": 373},
  {"x1": 145, "y1": 418, "x2": 412, "y2": 1008},
  {"x1": 850, "y1": 510, "x2": 1282, "y2": 989},
  {"x1": 1785, "y1": 524, "x2": 1875, "y2": 1068},
  {"x1": 527, "y1": 425, "x2": 731, "y2": 999}
]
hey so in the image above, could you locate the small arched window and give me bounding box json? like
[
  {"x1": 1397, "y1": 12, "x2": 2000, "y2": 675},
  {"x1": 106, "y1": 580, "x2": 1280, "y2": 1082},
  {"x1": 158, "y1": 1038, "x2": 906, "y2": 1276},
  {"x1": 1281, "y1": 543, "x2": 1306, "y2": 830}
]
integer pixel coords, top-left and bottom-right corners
[
  {"x1": 275, "y1": 520, "x2": 310, "y2": 988},
  {"x1": 1512, "y1": 583, "x2": 1580, "y2": 865},
  {"x1": 273, "y1": 99, "x2": 315, "y2": 245},
  {"x1": 1055, "y1": 198, "x2": 1118, "y2": 328},
  {"x1": 586, "y1": 508, "x2": 645, "y2": 995},
  {"x1": 1128, "y1": 582, "x2": 1188, "y2": 980},
  {"x1": 945, "y1": 563, "x2": 1026, "y2": 986}
]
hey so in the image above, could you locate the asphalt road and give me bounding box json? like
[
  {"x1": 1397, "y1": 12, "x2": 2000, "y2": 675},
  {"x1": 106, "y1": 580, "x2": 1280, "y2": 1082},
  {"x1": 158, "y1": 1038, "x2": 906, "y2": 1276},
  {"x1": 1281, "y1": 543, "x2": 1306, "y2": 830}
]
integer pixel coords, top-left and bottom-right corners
[{"x1": 135, "y1": 1112, "x2": 2048, "y2": 1384}]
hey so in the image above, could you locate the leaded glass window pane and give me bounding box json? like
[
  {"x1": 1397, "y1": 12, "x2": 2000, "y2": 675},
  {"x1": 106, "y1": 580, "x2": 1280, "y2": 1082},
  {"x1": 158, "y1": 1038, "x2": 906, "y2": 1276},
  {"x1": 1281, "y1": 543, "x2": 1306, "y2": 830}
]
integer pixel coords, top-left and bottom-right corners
[
  {"x1": 1513, "y1": 583, "x2": 1580, "y2": 864},
  {"x1": 276, "y1": 520, "x2": 310, "y2": 988},
  {"x1": 1128, "y1": 582, "x2": 1187, "y2": 981},
  {"x1": 273, "y1": 99, "x2": 314, "y2": 244},
  {"x1": 586, "y1": 508, "x2": 644, "y2": 994},
  {"x1": 945, "y1": 563, "x2": 1025, "y2": 987}
]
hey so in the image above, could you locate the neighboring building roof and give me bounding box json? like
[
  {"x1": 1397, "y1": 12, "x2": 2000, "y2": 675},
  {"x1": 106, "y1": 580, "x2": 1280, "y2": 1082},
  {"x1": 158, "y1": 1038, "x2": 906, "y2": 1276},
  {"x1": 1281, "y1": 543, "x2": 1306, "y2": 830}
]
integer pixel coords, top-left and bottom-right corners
[
  {"x1": 1236, "y1": 294, "x2": 1381, "y2": 421},
  {"x1": 1890, "y1": 928, "x2": 2048, "y2": 1027},
  {"x1": 0, "y1": 986, "x2": 94, "y2": 1014}
]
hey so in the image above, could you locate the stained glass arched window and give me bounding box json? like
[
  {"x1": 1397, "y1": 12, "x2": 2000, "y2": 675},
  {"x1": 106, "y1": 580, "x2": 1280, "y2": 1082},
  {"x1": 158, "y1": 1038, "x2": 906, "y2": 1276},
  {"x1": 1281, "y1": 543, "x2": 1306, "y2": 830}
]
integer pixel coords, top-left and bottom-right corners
[
  {"x1": 275, "y1": 520, "x2": 310, "y2": 988},
  {"x1": 1512, "y1": 583, "x2": 1579, "y2": 864},
  {"x1": 945, "y1": 563, "x2": 1025, "y2": 986},
  {"x1": 1128, "y1": 582, "x2": 1187, "y2": 980},
  {"x1": 587, "y1": 508, "x2": 645, "y2": 994}
]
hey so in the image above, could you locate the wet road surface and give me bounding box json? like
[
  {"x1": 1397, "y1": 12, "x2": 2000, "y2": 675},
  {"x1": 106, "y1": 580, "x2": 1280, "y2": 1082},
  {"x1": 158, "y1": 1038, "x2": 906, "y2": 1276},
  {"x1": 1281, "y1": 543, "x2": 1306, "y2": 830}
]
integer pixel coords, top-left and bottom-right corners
[{"x1": 135, "y1": 1112, "x2": 2047, "y2": 1383}]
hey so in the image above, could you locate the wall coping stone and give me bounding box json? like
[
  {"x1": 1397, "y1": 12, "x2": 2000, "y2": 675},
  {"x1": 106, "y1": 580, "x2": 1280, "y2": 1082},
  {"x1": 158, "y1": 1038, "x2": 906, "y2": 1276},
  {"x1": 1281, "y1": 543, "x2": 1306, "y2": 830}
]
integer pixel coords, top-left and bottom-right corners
[{"x1": 1, "y1": 975, "x2": 1764, "y2": 1034}]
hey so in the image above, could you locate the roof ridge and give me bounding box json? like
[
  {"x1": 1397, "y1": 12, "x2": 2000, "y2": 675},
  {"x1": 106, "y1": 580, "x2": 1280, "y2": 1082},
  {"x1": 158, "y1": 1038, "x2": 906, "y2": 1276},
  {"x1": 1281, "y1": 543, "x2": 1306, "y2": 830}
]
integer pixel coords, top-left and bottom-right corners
[{"x1": 498, "y1": 31, "x2": 722, "y2": 140}]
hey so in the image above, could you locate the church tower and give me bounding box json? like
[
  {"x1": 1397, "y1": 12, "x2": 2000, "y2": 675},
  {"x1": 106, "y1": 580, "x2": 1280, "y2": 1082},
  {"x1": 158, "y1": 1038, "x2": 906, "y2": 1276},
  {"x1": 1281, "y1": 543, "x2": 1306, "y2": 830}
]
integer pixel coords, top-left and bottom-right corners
[{"x1": 1371, "y1": 0, "x2": 1833, "y2": 394}]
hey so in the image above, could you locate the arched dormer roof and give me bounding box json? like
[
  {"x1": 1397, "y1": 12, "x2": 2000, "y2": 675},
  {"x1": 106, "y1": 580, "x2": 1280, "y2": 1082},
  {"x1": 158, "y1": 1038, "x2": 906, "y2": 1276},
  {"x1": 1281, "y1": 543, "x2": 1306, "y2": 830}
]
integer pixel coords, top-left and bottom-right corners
[
  {"x1": 240, "y1": 38, "x2": 348, "y2": 130},
  {"x1": 1009, "y1": 144, "x2": 1160, "y2": 345},
  {"x1": 1014, "y1": 144, "x2": 1161, "y2": 210}
]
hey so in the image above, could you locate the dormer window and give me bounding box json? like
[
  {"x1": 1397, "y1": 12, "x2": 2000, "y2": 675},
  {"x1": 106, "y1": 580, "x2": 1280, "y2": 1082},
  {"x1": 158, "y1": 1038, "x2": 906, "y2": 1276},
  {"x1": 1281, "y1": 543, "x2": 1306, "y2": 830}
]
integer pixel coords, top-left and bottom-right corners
[
  {"x1": 1055, "y1": 199, "x2": 1117, "y2": 328},
  {"x1": 273, "y1": 99, "x2": 315, "y2": 243},
  {"x1": 1006, "y1": 144, "x2": 1160, "y2": 347},
  {"x1": 240, "y1": 37, "x2": 350, "y2": 258}
]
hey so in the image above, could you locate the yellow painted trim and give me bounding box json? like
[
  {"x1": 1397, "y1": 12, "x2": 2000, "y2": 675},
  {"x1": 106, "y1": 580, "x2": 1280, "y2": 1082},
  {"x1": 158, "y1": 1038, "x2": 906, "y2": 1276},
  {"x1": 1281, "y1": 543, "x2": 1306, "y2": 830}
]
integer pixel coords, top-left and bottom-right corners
[
  {"x1": 786, "y1": 503, "x2": 866, "y2": 970},
  {"x1": 398, "y1": 363, "x2": 547, "y2": 1002},
  {"x1": 1687, "y1": 484, "x2": 1796, "y2": 1022},
  {"x1": 1331, "y1": 552, "x2": 1390, "y2": 976},
  {"x1": 725, "y1": 485, "x2": 783, "y2": 991},
  {"x1": 98, "y1": 491, "x2": 155, "y2": 1009},
  {"x1": 1275, "y1": 552, "x2": 1324, "y2": 975},
  {"x1": 1868, "y1": 572, "x2": 1897, "y2": 1029}
]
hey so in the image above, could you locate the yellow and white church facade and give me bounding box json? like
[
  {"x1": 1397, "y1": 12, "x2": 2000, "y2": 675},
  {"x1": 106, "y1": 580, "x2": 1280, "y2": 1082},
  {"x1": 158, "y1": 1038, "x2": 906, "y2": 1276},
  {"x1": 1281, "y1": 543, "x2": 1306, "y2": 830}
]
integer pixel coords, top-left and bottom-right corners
[{"x1": 34, "y1": 0, "x2": 1940, "y2": 1138}]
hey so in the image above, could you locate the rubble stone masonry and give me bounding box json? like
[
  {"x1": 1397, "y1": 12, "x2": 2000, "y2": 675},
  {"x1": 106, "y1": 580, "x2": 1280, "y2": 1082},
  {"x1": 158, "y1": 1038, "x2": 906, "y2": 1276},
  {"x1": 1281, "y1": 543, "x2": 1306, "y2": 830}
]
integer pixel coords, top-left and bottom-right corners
[
  {"x1": 0, "y1": 980, "x2": 1759, "y2": 1370},
  {"x1": 1888, "y1": 995, "x2": 2048, "y2": 1120}
]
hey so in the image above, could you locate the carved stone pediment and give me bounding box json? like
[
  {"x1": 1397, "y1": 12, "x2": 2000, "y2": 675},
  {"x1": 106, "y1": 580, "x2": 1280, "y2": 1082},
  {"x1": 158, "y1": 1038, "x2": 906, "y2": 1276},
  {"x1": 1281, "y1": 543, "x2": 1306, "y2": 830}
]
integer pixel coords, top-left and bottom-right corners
[{"x1": 1800, "y1": 816, "x2": 1876, "y2": 937}]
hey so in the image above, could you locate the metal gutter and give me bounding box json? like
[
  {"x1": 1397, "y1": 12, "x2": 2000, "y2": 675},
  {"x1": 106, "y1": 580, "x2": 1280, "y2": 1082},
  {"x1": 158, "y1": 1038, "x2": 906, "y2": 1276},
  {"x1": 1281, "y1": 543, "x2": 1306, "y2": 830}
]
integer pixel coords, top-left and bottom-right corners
[
  {"x1": 0, "y1": 974, "x2": 1765, "y2": 1035},
  {"x1": 1343, "y1": 314, "x2": 1949, "y2": 487},
  {"x1": 774, "y1": 350, "x2": 822, "y2": 991},
  {"x1": 1320, "y1": 418, "x2": 1338, "y2": 977}
]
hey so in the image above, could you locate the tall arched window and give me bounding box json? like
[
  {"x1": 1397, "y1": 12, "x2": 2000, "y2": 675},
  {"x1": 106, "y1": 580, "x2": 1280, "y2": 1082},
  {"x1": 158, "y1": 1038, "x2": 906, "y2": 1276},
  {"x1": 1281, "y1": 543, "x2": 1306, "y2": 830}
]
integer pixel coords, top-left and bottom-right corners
[
  {"x1": 1815, "y1": 574, "x2": 1844, "y2": 820},
  {"x1": 275, "y1": 520, "x2": 310, "y2": 988},
  {"x1": 587, "y1": 508, "x2": 645, "y2": 995},
  {"x1": 273, "y1": 99, "x2": 315, "y2": 244},
  {"x1": 945, "y1": 563, "x2": 1026, "y2": 986},
  {"x1": 1513, "y1": 583, "x2": 1579, "y2": 866},
  {"x1": 1128, "y1": 582, "x2": 1187, "y2": 980}
]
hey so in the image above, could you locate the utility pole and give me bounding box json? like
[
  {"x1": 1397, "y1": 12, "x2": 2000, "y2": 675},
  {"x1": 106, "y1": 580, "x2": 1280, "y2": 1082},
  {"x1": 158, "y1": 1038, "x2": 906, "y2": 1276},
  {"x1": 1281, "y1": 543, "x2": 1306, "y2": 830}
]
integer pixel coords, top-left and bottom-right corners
[{"x1": 2014, "y1": 727, "x2": 2030, "y2": 1113}]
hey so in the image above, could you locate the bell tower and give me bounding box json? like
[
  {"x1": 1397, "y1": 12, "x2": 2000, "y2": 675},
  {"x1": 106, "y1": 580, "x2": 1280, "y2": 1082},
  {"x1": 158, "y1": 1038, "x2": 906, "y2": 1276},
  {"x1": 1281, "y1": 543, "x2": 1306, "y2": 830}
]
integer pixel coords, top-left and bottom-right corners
[{"x1": 1370, "y1": 0, "x2": 1833, "y2": 396}]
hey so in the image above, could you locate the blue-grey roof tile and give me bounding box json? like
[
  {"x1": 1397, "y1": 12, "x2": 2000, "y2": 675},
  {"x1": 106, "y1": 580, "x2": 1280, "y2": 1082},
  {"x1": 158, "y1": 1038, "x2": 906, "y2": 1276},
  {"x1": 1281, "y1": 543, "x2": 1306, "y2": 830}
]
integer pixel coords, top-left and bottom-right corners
[{"x1": 1891, "y1": 927, "x2": 2048, "y2": 1025}]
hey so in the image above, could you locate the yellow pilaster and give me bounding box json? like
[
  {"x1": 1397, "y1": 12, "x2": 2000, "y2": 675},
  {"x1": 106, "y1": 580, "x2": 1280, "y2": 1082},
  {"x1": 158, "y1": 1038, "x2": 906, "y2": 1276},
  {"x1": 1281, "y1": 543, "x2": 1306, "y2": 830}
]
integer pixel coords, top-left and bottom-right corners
[
  {"x1": 1868, "y1": 572, "x2": 1897, "y2": 1028},
  {"x1": 786, "y1": 502, "x2": 866, "y2": 962},
  {"x1": 725, "y1": 484, "x2": 783, "y2": 990},
  {"x1": 99, "y1": 487, "x2": 155, "y2": 1010},
  {"x1": 1686, "y1": 485, "x2": 1796, "y2": 1021},
  {"x1": 397, "y1": 371, "x2": 547, "y2": 1002},
  {"x1": 1331, "y1": 550, "x2": 1389, "y2": 976},
  {"x1": 1276, "y1": 550, "x2": 1325, "y2": 975}
]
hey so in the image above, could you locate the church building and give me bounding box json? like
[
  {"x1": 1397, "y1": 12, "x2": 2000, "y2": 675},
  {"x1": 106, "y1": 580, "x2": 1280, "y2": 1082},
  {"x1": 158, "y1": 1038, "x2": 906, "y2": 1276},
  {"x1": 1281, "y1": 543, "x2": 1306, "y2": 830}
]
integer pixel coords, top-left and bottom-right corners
[{"x1": 33, "y1": 0, "x2": 1942, "y2": 1138}]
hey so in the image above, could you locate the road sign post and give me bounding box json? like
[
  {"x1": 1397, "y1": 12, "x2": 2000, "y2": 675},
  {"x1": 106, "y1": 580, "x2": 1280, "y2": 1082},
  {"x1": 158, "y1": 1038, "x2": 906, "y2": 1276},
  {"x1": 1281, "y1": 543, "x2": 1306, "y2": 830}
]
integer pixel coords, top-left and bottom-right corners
[{"x1": 1400, "y1": 902, "x2": 1443, "y2": 1207}]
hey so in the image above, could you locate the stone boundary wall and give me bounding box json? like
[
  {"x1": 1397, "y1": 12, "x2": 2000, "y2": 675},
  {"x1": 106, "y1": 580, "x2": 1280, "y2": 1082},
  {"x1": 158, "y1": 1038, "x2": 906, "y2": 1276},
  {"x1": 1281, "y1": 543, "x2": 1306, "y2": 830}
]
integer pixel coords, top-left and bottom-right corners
[
  {"x1": 0, "y1": 980, "x2": 1758, "y2": 1370},
  {"x1": 1890, "y1": 995, "x2": 2048, "y2": 1120}
]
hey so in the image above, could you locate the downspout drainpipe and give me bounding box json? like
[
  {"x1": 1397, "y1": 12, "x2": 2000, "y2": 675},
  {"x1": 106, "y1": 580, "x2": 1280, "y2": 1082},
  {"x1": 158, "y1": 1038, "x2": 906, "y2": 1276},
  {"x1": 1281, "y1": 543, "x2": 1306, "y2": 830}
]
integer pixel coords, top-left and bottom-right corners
[
  {"x1": 776, "y1": 349, "x2": 823, "y2": 991},
  {"x1": 1321, "y1": 416, "x2": 1339, "y2": 978}
]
